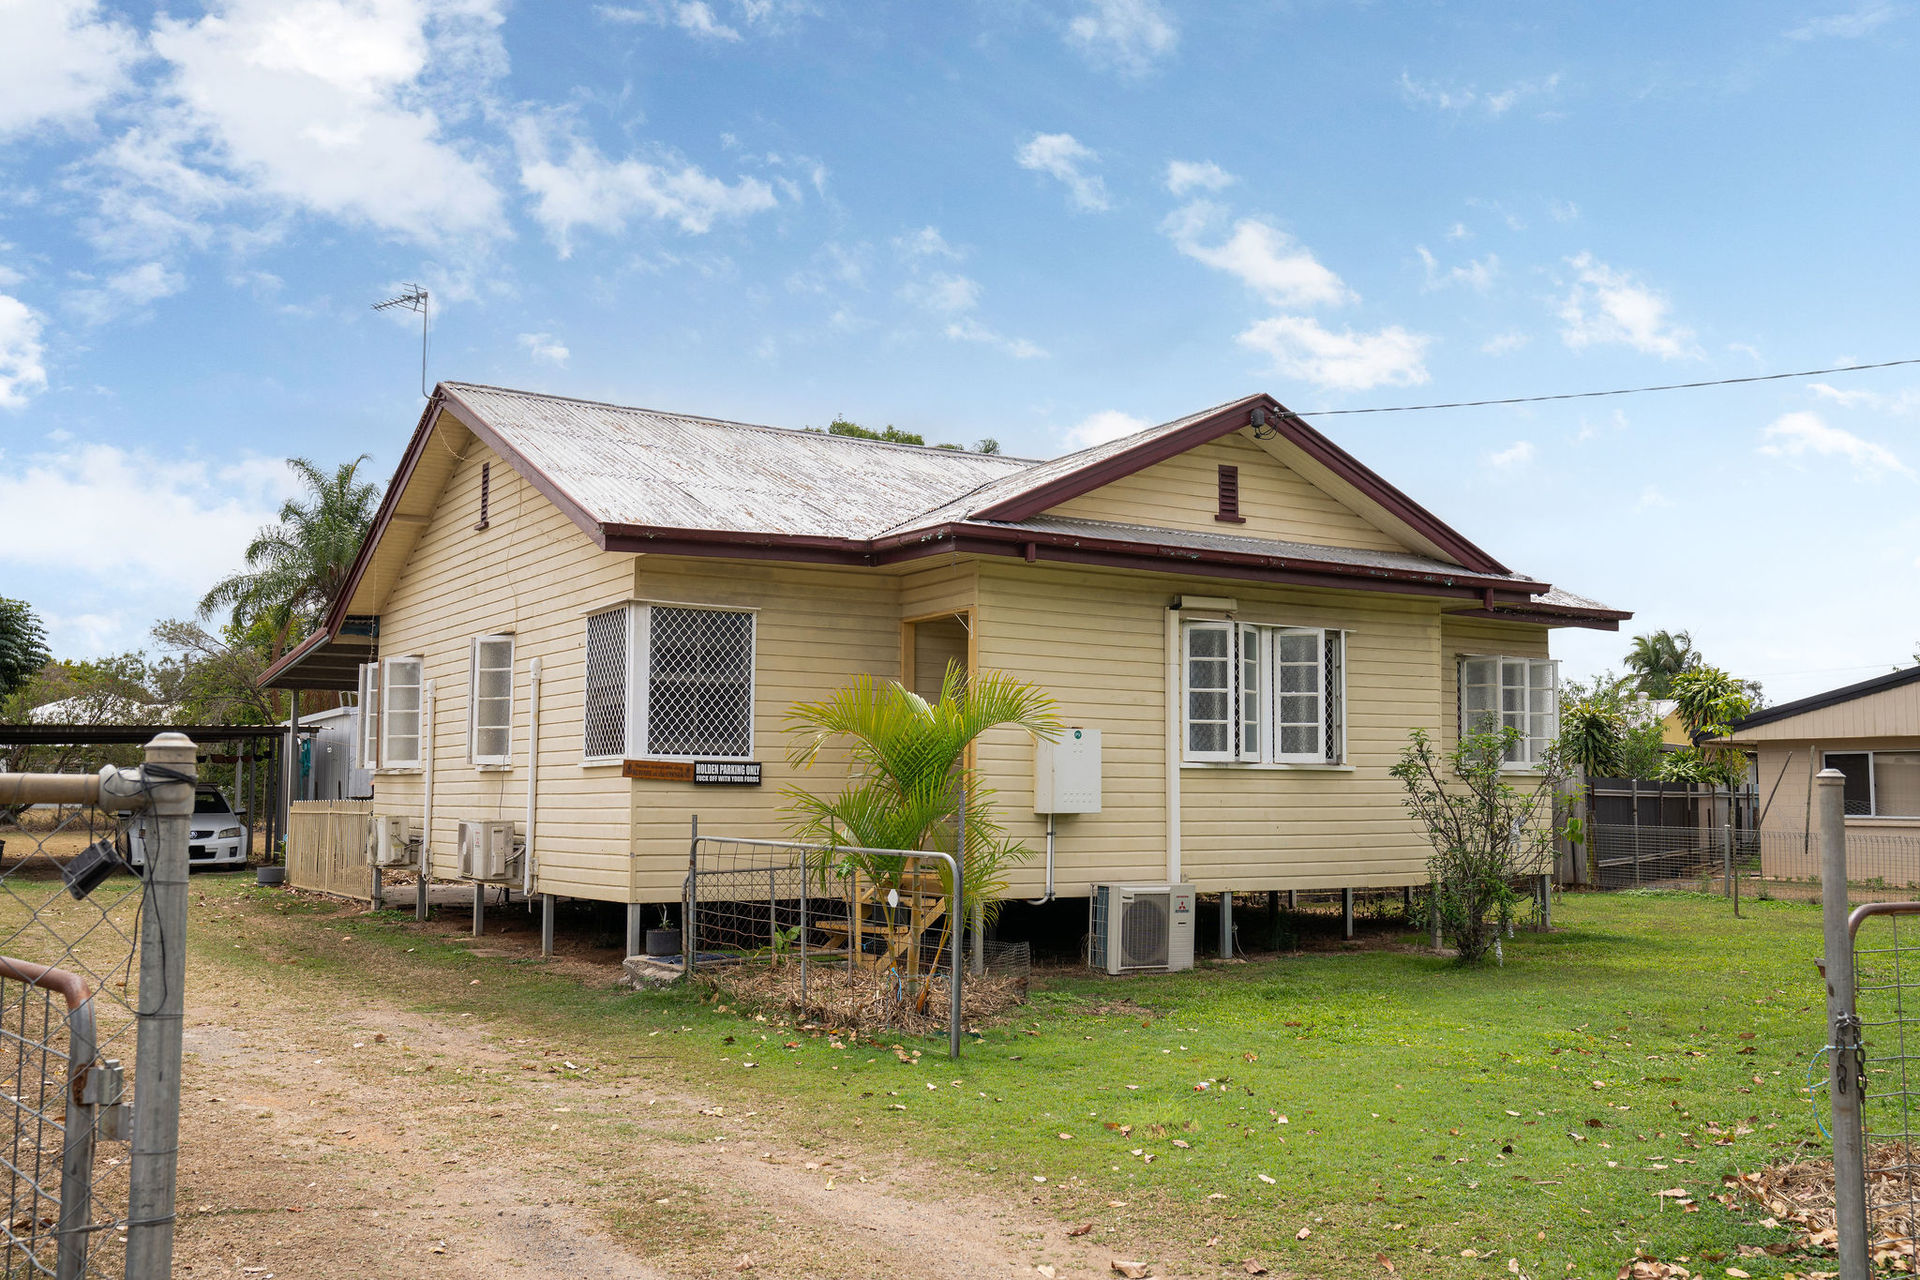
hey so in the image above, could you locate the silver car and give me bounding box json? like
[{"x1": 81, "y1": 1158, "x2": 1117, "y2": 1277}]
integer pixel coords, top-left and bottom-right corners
[{"x1": 127, "y1": 786, "x2": 248, "y2": 870}]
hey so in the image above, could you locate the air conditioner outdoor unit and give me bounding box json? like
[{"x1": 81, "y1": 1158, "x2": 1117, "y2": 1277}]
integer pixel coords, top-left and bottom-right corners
[
  {"x1": 457, "y1": 819, "x2": 519, "y2": 881},
  {"x1": 369, "y1": 816, "x2": 416, "y2": 868},
  {"x1": 1089, "y1": 883, "x2": 1195, "y2": 975}
]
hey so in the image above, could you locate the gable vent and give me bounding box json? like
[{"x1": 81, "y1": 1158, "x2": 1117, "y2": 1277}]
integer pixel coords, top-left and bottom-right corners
[
  {"x1": 1215, "y1": 464, "x2": 1245, "y2": 524},
  {"x1": 475, "y1": 461, "x2": 491, "y2": 531}
]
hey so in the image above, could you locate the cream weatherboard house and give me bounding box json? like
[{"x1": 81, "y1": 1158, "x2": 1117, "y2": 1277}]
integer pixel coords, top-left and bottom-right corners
[{"x1": 263, "y1": 382, "x2": 1627, "y2": 944}]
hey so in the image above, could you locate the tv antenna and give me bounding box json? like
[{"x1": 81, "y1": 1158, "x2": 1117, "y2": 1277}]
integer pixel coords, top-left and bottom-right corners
[{"x1": 372, "y1": 284, "x2": 430, "y2": 397}]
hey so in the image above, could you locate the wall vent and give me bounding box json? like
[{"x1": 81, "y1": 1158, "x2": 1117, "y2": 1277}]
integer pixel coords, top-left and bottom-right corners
[
  {"x1": 475, "y1": 461, "x2": 491, "y2": 530},
  {"x1": 1215, "y1": 464, "x2": 1245, "y2": 524}
]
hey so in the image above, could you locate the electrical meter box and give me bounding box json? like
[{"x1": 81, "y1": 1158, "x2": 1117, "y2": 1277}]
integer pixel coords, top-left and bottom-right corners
[{"x1": 1034, "y1": 727, "x2": 1101, "y2": 814}]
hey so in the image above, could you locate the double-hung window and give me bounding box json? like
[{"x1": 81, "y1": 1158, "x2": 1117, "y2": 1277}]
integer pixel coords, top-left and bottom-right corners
[
  {"x1": 469, "y1": 635, "x2": 514, "y2": 766},
  {"x1": 582, "y1": 604, "x2": 756, "y2": 762},
  {"x1": 1183, "y1": 619, "x2": 1345, "y2": 764},
  {"x1": 379, "y1": 655, "x2": 424, "y2": 768},
  {"x1": 1459, "y1": 655, "x2": 1559, "y2": 766}
]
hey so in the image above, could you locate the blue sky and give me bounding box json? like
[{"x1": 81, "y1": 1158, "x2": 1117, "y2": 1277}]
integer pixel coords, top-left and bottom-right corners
[{"x1": 1, "y1": 0, "x2": 1915, "y2": 702}]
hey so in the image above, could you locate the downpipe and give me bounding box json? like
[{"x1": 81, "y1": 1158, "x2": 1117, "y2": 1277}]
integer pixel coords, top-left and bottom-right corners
[
  {"x1": 523, "y1": 657, "x2": 540, "y2": 899},
  {"x1": 1027, "y1": 813, "x2": 1056, "y2": 906}
]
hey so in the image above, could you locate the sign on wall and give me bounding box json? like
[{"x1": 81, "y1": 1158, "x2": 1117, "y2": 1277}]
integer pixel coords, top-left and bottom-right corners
[{"x1": 622, "y1": 760, "x2": 763, "y2": 785}]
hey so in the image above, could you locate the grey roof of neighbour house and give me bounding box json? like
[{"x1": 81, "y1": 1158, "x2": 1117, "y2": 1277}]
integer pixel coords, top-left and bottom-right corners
[{"x1": 444, "y1": 382, "x2": 1034, "y2": 540}]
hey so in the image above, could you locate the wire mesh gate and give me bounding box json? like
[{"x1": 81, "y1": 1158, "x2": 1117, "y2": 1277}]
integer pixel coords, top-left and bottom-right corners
[
  {"x1": 1845, "y1": 903, "x2": 1920, "y2": 1262},
  {"x1": 683, "y1": 832, "x2": 965, "y2": 1058},
  {"x1": 0, "y1": 735, "x2": 195, "y2": 1278}
]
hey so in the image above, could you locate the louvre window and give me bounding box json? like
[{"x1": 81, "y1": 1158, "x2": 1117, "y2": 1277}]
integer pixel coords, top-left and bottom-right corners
[
  {"x1": 380, "y1": 655, "x2": 424, "y2": 768},
  {"x1": 1460, "y1": 655, "x2": 1559, "y2": 766},
  {"x1": 469, "y1": 635, "x2": 514, "y2": 765},
  {"x1": 583, "y1": 608, "x2": 631, "y2": 761},
  {"x1": 583, "y1": 604, "x2": 756, "y2": 761},
  {"x1": 356, "y1": 661, "x2": 380, "y2": 770},
  {"x1": 1183, "y1": 620, "x2": 1345, "y2": 764}
]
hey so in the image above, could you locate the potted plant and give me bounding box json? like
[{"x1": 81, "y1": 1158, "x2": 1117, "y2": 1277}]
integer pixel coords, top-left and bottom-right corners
[{"x1": 645, "y1": 905, "x2": 680, "y2": 957}]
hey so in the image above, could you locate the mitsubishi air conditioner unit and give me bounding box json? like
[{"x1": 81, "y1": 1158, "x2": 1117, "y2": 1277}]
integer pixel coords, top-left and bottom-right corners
[
  {"x1": 1089, "y1": 884, "x2": 1195, "y2": 975},
  {"x1": 369, "y1": 816, "x2": 416, "y2": 868},
  {"x1": 457, "y1": 820, "x2": 519, "y2": 881}
]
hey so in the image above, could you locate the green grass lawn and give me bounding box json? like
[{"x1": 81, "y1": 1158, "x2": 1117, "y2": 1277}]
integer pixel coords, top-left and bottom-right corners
[{"x1": 195, "y1": 882, "x2": 1834, "y2": 1278}]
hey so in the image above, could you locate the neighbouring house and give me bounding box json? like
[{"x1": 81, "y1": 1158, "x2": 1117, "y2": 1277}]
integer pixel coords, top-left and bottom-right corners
[
  {"x1": 261, "y1": 382, "x2": 1628, "y2": 937},
  {"x1": 286, "y1": 704, "x2": 372, "y2": 802},
  {"x1": 1713, "y1": 665, "x2": 1920, "y2": 881}
]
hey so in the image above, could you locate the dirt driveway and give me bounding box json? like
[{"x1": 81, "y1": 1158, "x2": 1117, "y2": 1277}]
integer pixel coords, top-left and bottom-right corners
[{"x1": 171, "y1": 895, "x2": 1159, "y2": 1280}]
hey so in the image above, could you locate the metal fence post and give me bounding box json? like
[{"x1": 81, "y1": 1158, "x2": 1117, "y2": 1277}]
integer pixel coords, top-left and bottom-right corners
[
  {"x1": 54, "y1": 984, "x2": 98, "y2": 1280},
  {"x1": 684, "y1": 816, "x2": 698, "y2": 980},
  {"x1": 1818, "y1": 767, "x2": 1869, "y2": 1280},
  {"x1": 126, "y1": 732, "x2": 196, "y2": 1279},
  {"x1": 948, "y1": 852, "x2": 963, "y2": 1061}
]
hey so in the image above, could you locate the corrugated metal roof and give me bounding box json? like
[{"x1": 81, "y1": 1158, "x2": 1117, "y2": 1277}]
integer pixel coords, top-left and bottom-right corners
[{"x1": 446, "y1": 383, "x2": 1031, "y2": 540}]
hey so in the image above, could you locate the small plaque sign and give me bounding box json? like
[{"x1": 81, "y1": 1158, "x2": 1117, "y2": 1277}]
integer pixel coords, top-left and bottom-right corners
[
  {"x1": 694, "y1": 761, "x2": 763, "y2": 786},
  {"x1": 623, "y1": 759, "x2": 694, "y2": 782}
]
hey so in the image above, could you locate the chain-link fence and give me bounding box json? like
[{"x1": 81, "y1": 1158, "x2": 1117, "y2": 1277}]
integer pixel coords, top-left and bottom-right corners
[
  {"x1": 680, "y1": 833, "x2": 987, "y2": 1057},
  {"x1": 0, "y1": 736, "x2": 194, "y2": 1279}
]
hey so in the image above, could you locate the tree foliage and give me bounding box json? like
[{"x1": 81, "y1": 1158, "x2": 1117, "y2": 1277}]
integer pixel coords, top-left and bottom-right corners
[
  {"x1": 1655, "y1": 666, "x2": 1756, "y2": 790},
  {"x1": 784, "y1": 665, "x2": 1061, "y2": 922},
  {"x1": 0, "y1": 597, "x2": 51, "y2": 701},
  {"x1": 198, "y1": 456, "x2": 381, "y2": 656},
  {"x1": 1391, "y1": 727, "x2": 1568, "y2": 964},
  {"x1": 1557, "y1": 670, "x2": 1667, "y2": 780},
  {"x1": 1623, "y1": 630, "x2": 1701, "y2": 698}
]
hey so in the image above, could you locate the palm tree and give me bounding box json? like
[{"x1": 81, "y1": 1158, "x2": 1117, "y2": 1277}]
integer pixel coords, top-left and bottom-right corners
[
  {"x1": 785, "y1": 664, "x2": 1062, "y2": 946},
  {"x1": 1623, "y1": 629, "x2": 1700, "y2": 699},
  {"x1": 199, "y1": 456, "x2": 381, "y2": 659}
]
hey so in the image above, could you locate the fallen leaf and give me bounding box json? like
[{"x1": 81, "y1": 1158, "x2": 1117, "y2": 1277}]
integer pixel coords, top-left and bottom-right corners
[
  {"x1": 1038, "y1": 1269, "x2": 1057, "y2": 1279},
  {"x1": 1258, "y1": 1174, "x2": 1277, "y2": 1185},
  {"x1": 734, "y1": 1256, "x2": 753, "y2": 1272},
  {"x1": 1296, "y1": 1227, "x2": 1312, "y2": 1240},
  {"x1": 1068, "y1": 1224, "x2": 1094, "y2": 1238},
  {"x1": 1111, "y1": 1262, "x2": 1152, "y2": 1279},
  {"x1": 1245, "y1": 1263, "x2": 1270, "y2": 1276},
  {"x1": 1377, "y1": 1254, "x2": 1396, "y2": 1273}
]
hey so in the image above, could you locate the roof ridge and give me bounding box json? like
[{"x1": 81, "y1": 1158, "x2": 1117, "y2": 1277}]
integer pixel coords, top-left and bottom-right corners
[{"x1": 442, "y1": 381, "x2": 1041, "y2": 464}]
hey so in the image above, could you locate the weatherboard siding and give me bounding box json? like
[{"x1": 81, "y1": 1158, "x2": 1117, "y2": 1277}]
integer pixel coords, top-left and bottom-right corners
[
  {"x1": 1044, "y1": 430, "x2": 1410, "y2": 554},
  {"x1": 370, "y1": 442, "x2": 640, "y2": 900}
]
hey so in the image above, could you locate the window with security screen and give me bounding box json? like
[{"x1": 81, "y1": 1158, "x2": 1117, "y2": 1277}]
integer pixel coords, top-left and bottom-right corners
[
  {"x1": 582, "y1": 603, "x2": 756, "y2": 761},
  {"x1": 646, "y1": 607, "x2": 755, "y2": 758},
  {"x1": 1182, "y1": 619, "x2": 1345, "y2": 765}
]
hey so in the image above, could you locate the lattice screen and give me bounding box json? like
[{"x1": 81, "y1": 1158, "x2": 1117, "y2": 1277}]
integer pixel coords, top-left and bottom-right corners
[
  {"x1": 647, "y1": 607, "x2": 754, "y2": 758},
  {"x1": 583, "y1": 607, "x2": 629, "y2": 759}
]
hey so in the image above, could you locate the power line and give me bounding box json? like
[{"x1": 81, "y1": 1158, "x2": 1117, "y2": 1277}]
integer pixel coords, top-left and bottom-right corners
[{"x1": 1296, "y1": 356, "x2": 1920, "y2": 417}]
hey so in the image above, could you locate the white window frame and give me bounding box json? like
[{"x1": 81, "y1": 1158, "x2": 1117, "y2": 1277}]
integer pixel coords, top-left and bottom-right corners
[
  {"x1": 1181, "y1": 620, "x2": 1346, "y2": 766},
  {"x1": 1459, "y1": 654, "x2": 1559, "y2": 768},
  {"x1": 1824, "y1": 751, "x2": 1920, "y2": 819},
  {"x1": 582, "y1": 602, "x2": 758, "y2": 764},
  {"x1": 469, "y1": 634, "x2": 515, "y2": 767},
  {"x1": 1182, "y1": 620, "x2": 1235, "y2": 763},
  {"x1": 379, "y1": 654, "x2": 425, "y2": 770},
  {"x1": 356, "y1": 660, "x2": 380, "y2": 771}
]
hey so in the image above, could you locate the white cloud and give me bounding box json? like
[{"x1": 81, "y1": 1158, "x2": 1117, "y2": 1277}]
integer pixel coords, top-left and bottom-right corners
[
  {"x1": 1759, "y1": 411, "x2": 1912, "y2": 478},
  {"x1": 902, "y1": 272, "x2": 981, "y2": 315},
  {"x1": 1481, "y1": 330, "x2": 1530, "y2": 356},
  {"x1": 513, "y1": 113, "x2": 778, "y2": 256},
  {"x1": 1807, "y1": 381, "x2": 1920, "y2": 414},
  {"x1": 64, "y1": 261, "x2": 186, "y2": 325},
  {"x1": 1636, "y1": 485, "x2": 1674, "y2": 510},
  {"x1": 118, "y1": 0, "x2": 510, "y2": 253},
  {"x1": 1066, "y1": 0, "x2": 1177, "y2": 75},
  {"x1": 1015, "y1": 133, "x2": 1110, "y2": 212},
  {"x1": 1549, "y1": 199, "x2": 1580, "y2": 222},
  {"x1": 1787, "y1": 3, "x2": 1898, "y2": 39},
  {"x1": 1556, "y1": 252, "x2": 1698, "y2": 359},
  {"x1": 1489, "y1": 440, "x2": 1535, "y2": 469},
  {"x1": 1399, "y1": 71, "x2": 1561, "y2": 117},
  {"x1": 894, "y1": 226, "x2": 961, "y2": 261},
  {"x1": 1063, "y1": 409, "x2": 1150, "y2": 449},
  {"x1": 0, "y1": 443, "x2": 294, "y2": 589},
  {"x1": 517, "y1": 332, "x2": 570, "y2": 366},
  {"x1": 1164, "y1": 202, "x2": 1352, "y2": 308},
  {"x1": 0, "y1": 295, "x2": 49, "y2": 409},
  {"x1": 669, "y1": 1, "x2": 740, "y2": 39},
  {"x1": 1445, "y1": 221, "x2": 1470, "y2": 241},
  {"x1": 0, "y1": 0, "x2": 140, "y2": 137},
  {"x1": 1236, "y1": 316, "x2": 1430, "y2": 391},
  {"x1": 597, "y1": 1, "x2": 742, "y2": 39},
  {"x1": 1165, "y1": 160, "x2": 1236, "y2": 196},
  {"x1": 944, "y1": 317, "x2": 1046, "y2": 360},
  {"x1": 1416, "y1": 246, "x2": 1498, "y2": 292}
]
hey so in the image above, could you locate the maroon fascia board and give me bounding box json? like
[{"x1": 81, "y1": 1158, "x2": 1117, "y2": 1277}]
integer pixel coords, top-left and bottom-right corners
[
  {"x1": 438, "y1": 383, "x2": 614, "y2": 550},
  {"x1": 258, "y1": 626, "x2": 336, "y2": 687},
  {"x1": 318, "y1": 393, "x2": 447, "y2": 637},
  {"x1": 965, "y1": 395, "x2": 1512, "y2": 577},
  {"x1": 1443, "y1": 606, "x2": 1627, "y2": 632}
]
